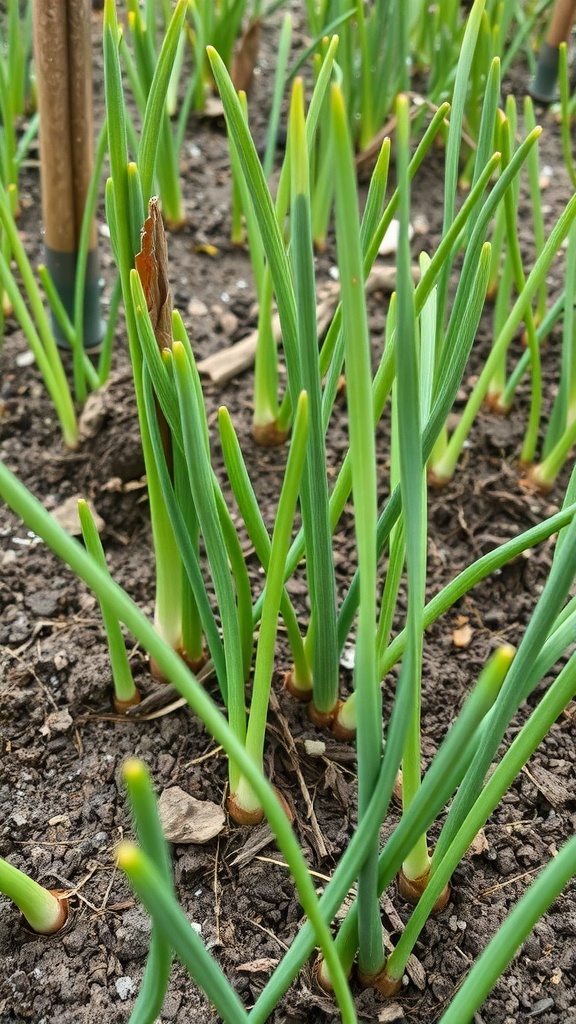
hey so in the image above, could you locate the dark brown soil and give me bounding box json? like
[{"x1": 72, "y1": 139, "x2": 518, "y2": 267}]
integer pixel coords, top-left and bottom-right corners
[{"x1": 1, "y1": 7, "x2": 576, "y2": 1024}]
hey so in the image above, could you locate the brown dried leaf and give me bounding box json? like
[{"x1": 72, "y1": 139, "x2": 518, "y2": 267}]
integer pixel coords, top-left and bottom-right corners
[
  {"x1": 228, "y1": 823, "x2": 274, "y2": 868},
  {"x1": 135, "y1": 197, "x2": 174, "y2": 469},
  {"x1": 158, "y1": 786, "x2": 225, "y2": 844},
  {"x1": 230, "y1": 19, "x2": 261, "y2": 95},
  {"x1": 135, "y1": 197, "x2": 173, "y2": 353}
]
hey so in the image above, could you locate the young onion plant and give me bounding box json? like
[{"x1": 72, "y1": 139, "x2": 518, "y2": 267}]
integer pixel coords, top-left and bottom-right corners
[
  {"x1": 78, "y1": 499, "x2": 140, "y2": 713},
  {"x1": 106, "y1": 1, "x2": 307, "y2": 820},
  {"x1": 210, "y1": 49, "x2": 351, "y2": 723},
  {"x1": 120, "y1": 0, "x2": 190, "y2": 229},
  {"x1": 427, "y1": 177, "x2": 576, "y2": 486},
  {"x1": 4, "y1": 433, "x2": 576, "y2": 1020},
  {"x1": 3, "y1": 58, "x2": 576, "y2": 1020},
  {"x1": 0, "y1": 857, "x2": 68, "y2": 935},
  {"x1": 254, "y1": 33, "x2": 524, "y2": 728},
  {"x1": 4, "y1": 7, "x2": 576, "y2": 1021},
  {"x1": 302, "y1": 0, "x2": 410, "y2": 153},
  {"x1": 209, "y1": 52, "x2": 459, "y2": 728},
  {"x1": 205, "y1": 34, "x2": 576, "y2": 1005},
  {"x1": 425, "y1": 73, "x2": 576, "y2": 487},
  {"x1": 104, "y1": 0, "x2": 207, "y2": 673},
  {"x1": 302, "y1": 0, "x2": 535, "y2": 161},
  {"x1": 191, "y1": 0, "x2": 265, "y2": 110},
  {"x1": 0, "y1": 114, "x2": 121, "y2": 441},
  {"x1": 518, "y1": 45, "x2": 576, "y2": 493},
  {"x1": 0, "y1": 458, "x2": 357, "y2": 1024},
  {"x1": 0, "y1": 0, "x2": 37, "y2": 222},
  {"x1": 230, "y1": 33, "x2": 339, "y2": 444}
]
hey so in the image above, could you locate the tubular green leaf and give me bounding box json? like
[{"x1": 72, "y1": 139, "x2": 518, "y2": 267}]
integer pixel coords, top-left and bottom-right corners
[
  {"x1": 78, "y1": 500, "x2": 137, "y2": 707},
  {"x1": 118, "y1": 843, "x2": 248, "y2": 1024},
  {"x1": 290, "y1": 79, "x2": 339, "y2": 714},
  {"x1": 331, "y1": 81, "x2": 382, "y2": 977},
  {"x1": 123, "y1": 760, "x2": 172, "y2": 1023}
]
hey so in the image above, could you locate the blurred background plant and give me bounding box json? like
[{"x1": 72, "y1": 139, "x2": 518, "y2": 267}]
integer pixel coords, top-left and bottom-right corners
[
  {"x1": 0, "y1": 0, "x2": 36, "y2": 217},
  {"x1": 0, "y1": 0, "x2": 37, "y2": 326}
]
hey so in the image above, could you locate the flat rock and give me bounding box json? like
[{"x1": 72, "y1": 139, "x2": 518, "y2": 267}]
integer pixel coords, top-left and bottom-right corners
[
  {"x1": 49, "y1": 495, "x2": 104, "y2": 536},
  {"x1": 158, "y1": 786, "x2": 225, "y2": 844}
]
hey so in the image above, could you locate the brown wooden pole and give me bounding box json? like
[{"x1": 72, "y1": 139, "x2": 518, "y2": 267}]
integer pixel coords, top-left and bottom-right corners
[
  {"x1": 545, "y1": 0, "x2": 576, "y2": 46},
  {"x1": 32, "y1": 0, "x2": 103, "y2": 350},
  {"x1": 67, "y1": 0, "x2": 97, "y2": 251},
  {"x1": 32, "y1": 0, "x2": 76, "y2": 253}
]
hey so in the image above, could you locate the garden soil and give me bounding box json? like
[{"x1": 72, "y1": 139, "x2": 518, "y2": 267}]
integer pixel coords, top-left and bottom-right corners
[{"x1": 1, "y1": 7, "x2": 576, "y2": 1024}]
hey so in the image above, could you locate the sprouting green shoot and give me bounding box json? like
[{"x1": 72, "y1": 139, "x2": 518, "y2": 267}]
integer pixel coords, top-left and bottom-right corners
[
  {"x1": 78, "y1": 500, "x2": 139, "y2": 712},
  {"x1": 0, "y1": 857, "x2": 68, "y2": 934}
]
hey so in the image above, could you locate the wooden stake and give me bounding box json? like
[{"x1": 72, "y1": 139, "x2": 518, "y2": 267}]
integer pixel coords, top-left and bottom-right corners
[
  {"x1": 32, "y1": 0, "x2": 103, "y2": 350},
  {"x1": 33, "y1": 0, "x2": 76, "y2": 253},
  {"x1": 67, "y1": 0, "x2": 98, "y2": 251}
]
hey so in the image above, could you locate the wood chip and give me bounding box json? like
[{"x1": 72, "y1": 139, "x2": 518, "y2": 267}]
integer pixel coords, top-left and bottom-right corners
[
  {"x1": 228, "y1": 823, "x2": 274, "y2": 868},
  {"x1": 78, "y1": 391, "x2": 107, "y2": 439},
  {"x1": 468, "y1": 827, "x2": 489, "y2": 857},
  {"x1": 527, "y1": 997, "x2": 555, "y2": 1016},
  {"x1": 406, "y1": 953, "x2": 426, "y2": 990},
  {"x1": 158, "y1": 787, "x2": 225, "y2": 844},
  {"x1": 378, "y1": 1005, "x2": 405, "y2": 1022},
  {"x1": 522, "y1": 763, "x2": 571, "y2": 808},
  {"x1": 381, "y1": 893, "x2": 426, "y2": 989},
  {"x1": 197, "y1": 268, "x2": 415, "y2": 386},
  {"x1": 197, "y1": 313, "x2": 282, "y2": 384},
  {"x1": 236, "y1": 957, "x2": 279, "y2": 973},
  {"x1": 452, "y1": 623, "x2": 473, "y2": 648}
]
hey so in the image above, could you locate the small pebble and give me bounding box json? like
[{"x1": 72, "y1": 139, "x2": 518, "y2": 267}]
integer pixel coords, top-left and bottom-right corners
[
  {"x1": 115, "y1": 977, "x2": 135, "y2": 1001},
  {"x1": 15, "y1": 350, "x2": 36, "y2": 367},
  {"x1": 188, "y1": 297, "x2": 208, "y2": 317},
  {"x1": 219, "y1": 311, "x2": 239, "y2": 337}
]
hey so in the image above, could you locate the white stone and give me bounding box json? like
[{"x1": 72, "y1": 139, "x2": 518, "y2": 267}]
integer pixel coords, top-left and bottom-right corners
[{"x1": 115, "y1": 977, "x2": 136, "y2": 1001}]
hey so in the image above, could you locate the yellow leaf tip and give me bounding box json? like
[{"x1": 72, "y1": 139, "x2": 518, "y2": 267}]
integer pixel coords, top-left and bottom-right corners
[
  {"x1": 116, "y1": 841, "x2": 139, "y2": 870},
  {"x1": 122, "y1": 757, "x2": 146, "y2": 782}
]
